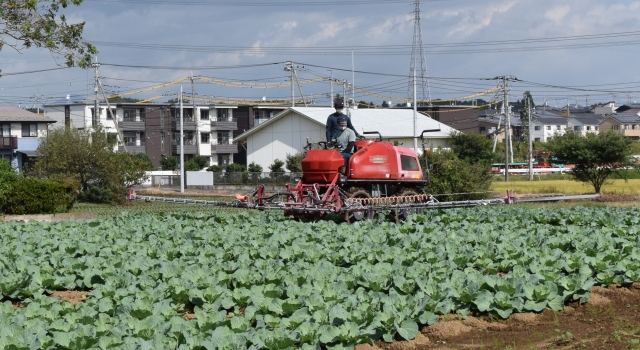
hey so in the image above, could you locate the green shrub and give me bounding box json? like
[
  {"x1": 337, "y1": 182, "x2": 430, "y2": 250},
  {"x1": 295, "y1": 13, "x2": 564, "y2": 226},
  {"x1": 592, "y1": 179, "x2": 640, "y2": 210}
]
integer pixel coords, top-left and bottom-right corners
[
  {"x1": 206, "y1": 164, "x2": 225, "y2": 172},
  {"x1": 248, "y1": 162, "x2": 263, "y2": 173},
  {"x1": 285, "y1": 152, "x2": 304, "y2": 172},
  {"x1": 423, "y1": 149, "x2": 493, "y2": 201},
  {"x1": 2, "y1": 177, "x2": 76, "y2": 215},
  {"x1": 226, "y1": 163, "x2": 246, "y2": 172},
  {"x1": 269, "y1": 159, "x2": 285, "y2": 173},
  {"x1": 78, "y1": 183, "x2": 126, "y2": 205}
]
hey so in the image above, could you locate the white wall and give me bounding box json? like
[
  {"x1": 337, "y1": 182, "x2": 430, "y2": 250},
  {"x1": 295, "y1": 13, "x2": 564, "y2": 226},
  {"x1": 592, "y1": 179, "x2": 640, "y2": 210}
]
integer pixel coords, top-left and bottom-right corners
[{"x1": 246, "y1": 113, "x2": 324, "y2": 170}]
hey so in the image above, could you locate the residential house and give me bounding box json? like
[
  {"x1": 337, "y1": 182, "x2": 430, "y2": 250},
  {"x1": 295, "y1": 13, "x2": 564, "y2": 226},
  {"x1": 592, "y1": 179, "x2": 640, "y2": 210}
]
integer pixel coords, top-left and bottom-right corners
[
  {"x1": 234, "y1": 107, "x2": 458, "y2": 171},
  {"x1": 233, "y1": 104, "x2": 288, "y2": 166},
  {"x1": 567, "y1": 114, "x2": 604, "y2": 135},
  {"x1": 0, "y1": 105, "x2": 56, "y2": 171},
  {"x1": 600, "y1": 114, "x2": 640, "y2": 140},
  {"x1": 531, "y1": 112, "x2": 568, "y2": 142}
]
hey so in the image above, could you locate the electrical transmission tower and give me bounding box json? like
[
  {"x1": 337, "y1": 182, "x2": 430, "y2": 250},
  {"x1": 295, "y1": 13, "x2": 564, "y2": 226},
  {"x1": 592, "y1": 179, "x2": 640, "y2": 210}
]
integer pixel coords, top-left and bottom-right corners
[{"x1": 408, "y1": 0, "x2": 431, "y2": 105}]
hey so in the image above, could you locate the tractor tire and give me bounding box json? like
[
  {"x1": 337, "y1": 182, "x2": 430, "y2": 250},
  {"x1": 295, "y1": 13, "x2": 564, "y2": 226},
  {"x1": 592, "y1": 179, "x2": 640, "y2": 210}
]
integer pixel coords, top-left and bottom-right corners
[{"x1": 344, "y1": 188, "x2": 375, "y2": 223}]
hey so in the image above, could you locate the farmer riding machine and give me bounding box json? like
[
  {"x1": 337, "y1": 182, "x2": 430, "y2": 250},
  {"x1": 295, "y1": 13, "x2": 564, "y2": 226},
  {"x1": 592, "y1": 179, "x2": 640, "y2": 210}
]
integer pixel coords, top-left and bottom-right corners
[{"x1": 238, "y1": 130, "x2": 441, "y2": 222}]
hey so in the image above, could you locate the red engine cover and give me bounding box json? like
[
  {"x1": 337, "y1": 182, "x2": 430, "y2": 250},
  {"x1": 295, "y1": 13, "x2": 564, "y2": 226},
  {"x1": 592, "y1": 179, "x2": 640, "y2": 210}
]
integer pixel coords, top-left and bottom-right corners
[
  {"x1": 302, "y1": 149, "x2": 344, "y2": 183},
  {"x1": 348, "y1": 141, "x2": 423, "y2": 181}
]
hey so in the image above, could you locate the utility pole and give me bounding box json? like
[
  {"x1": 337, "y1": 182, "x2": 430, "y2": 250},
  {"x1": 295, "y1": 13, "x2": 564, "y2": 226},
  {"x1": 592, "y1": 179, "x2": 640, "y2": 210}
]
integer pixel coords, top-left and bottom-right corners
[
  {"x1": 493, "y1": 76, "x2": 517, "y2": 181},
  {"x1": 413, "y1": 68, "x2": 418, "y2": 153},
  {"x1": 285, "y1": 61, "x2": 294, "y2": 107},
  {"x1": 527, "y1": 94, "x2": 533, "y2": 181},
  {"x1": 180, "y1": 86, "x2": 184, "y2": 193},
  {"x1": 190, "y1": 73, "x2": 198, "y2": 151},
  {"x1": 328, "y1": 70, "x2": 333, "y2": 105},
  {"x1": 352, "y1": 50, "x2": 356, "y2": 108},
  {"x1": 93, "y1": 57, "x2": 99, "y2": 127}
]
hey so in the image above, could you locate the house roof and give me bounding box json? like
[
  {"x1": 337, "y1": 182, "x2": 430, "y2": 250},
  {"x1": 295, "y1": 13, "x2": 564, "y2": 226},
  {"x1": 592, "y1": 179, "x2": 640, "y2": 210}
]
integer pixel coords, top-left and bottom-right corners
[
  {"x1": 0, "y1": 106, "x2": 56, "y2": 123},
  {"x1": 532, "y1": 112, "x2": 568, "y2": 125},
  {"x1": 235, "y1": 107, "x2": 458, "y2": 141},
  {"x1": 478, "y1": 115, "x2": 522, "y2": 127},
  {"x1": 567, "y1": 114, "x2": 605, "y2": 125},
  {"x1": 610, "y1": 114, "x2": 640, "y2": 123}
]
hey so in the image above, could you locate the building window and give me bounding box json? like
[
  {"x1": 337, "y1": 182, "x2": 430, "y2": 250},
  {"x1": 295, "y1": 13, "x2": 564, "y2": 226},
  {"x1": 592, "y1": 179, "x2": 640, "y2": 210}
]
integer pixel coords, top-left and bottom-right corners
[
  {"x1": 160, "y1": 108, "x2": 165, "y2": 128},
  {"x1": 201, "y1": 110, "x2": 209, "y2": 120},
  {"x1": 534, "y1": 137, "x2": 540, "y2": 142},
  {"x1": 201, "y1": 132, "x2": 210, "y2": 143},
  {"x1": 0, "y1": 123, "x2": 10, "y2": 137},
  {"x1": 218, "y1": 109, "x2": 229, "y2": 121},
  {"x1": 633, "y1": 125, "x2": 638, "y2": 130},
  {"x1": 595, "y1": 126, "x2": 599, "y2": 131},
  {"x1": 217, "y1": 131, "x2": 230, "y2": 145},
  {"x1": 586, "y1": 126, "x2": 591, "y2": 131},
  {"x1": 479, "y1": 126, "x2": 486, "y2": 133},
  {"x1": 573, "y1": 126, "x2": 581, "y2": 131},
  {"x1": 624, "y1": 124, "x2": 630, "y2": 130},
  {"x1": 534, "y1": 126, "x2": 541, "y2": 131},
  {"x1": 556, "y1": 125, "x2": 562, "y2": 130},
  {"x1": 123, "y1": 108, "x2": 137, "y2": 122},
  {"x1": 123, "y1": 132, "x2": 136, "y2": 146},
  {"x1": 546, "y1": 126, "x2": 551, "y2": 130},
  {"x1": 21, "y1": 123, "x2": 37, "y2": 137},
  {"x1": 161, "y1": 131, "x2": 165, "y2": 151},
  {"x1": 105, "y1": 108, "x2": 113, "y2": 120}
]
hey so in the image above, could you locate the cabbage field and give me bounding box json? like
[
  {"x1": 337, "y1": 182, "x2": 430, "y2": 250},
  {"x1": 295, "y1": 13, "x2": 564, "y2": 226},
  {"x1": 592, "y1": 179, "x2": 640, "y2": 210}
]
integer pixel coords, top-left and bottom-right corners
[{"x1": 1, "y1": 207, "x2": 640, "y2": 349}]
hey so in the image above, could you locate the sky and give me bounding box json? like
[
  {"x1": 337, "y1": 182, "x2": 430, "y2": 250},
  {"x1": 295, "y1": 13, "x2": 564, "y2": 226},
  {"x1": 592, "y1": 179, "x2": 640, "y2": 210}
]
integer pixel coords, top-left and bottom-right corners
[{"x1": 2, "y1": 0, "x2": 640, "y2": 109}]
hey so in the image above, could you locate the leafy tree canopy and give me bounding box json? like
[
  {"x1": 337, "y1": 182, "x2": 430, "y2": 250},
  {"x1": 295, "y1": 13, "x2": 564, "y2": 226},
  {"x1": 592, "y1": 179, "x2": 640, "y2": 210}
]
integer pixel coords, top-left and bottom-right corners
[
  {"x1": 33, "y1": 126, "x2": 150, "y2": 193},
  {"x1": 449, "y1": 131, "x2": 495, "y2": 165},
  {"x1": 160, "y1": 156, "x2": 177, "y2": 171},
  {"x1": 269, "y1": 159, "x2": 285, "y2": 173},
  {"x1": 546, "y1": 131, "x2": 635, "y2": 193},
  {"x1": 247, "y1": 162, "x2": 263, "y2": 173},
  {"x1": 285, "y1": 152, "x2": 304, "y2": 173},
  {"x1": 0, "y1": 0, "x2": 97, "y2": 68}
]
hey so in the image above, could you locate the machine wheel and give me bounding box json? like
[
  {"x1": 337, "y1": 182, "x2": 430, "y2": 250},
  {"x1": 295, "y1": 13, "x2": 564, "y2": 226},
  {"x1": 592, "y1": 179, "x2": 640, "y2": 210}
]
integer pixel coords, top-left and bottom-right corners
[
  {"x1": 344, "y1": 188, "x2": 375, "y2": 223},
  {"x1": 395, "y1": 189, "x2": 424, "y2": 221}
]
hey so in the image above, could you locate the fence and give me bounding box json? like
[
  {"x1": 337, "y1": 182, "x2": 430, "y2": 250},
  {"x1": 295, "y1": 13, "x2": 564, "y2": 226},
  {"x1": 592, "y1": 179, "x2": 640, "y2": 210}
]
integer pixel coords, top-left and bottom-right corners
[
  {"x1": 143, "y1": 171, "x2": 303, "y2": 188},
  {"x1": 211, "y1": 172, "x2": 302, "y2": 186}
]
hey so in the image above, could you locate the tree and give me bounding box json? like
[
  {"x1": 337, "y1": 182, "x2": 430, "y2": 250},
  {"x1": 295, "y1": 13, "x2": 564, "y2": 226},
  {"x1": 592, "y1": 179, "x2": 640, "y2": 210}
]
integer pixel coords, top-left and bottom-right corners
[
  {"x1": 421, "y1": 149, "x2": 492, "y2": 201},
  {"x1": 546, "y1": 131, "x2": 635, "y2": 193},
  {"x1": 34, "y1": 126, "x2": 116, "y2": 191},
  {"x1": 1, "y1": 0, "x2": 97, "y2": 68},
  {"x1": 226, "y1": 163, "x2": 246, "y2": 172},
  {"x1": 160, "y1": 156, "x2": 177, "y2": 171},
  {"x1": 269, "y1": 159, "x2": 285, "y2": 173},
  {"x1": 285, "y1": 152, "x2": 304, "y2": 173},
  {"x1": 33, "y1": 126, "x2": 151, "y2": 194},
  {"x1": 449, "y1": 131, "x2": 495, "y2": 165},
  {"x1": 0, "y1": 158, "x2": 19, "y2": 205},
  {"x1": 184, "y1": 155, "x2": 208, "y2": 171},
  {"x1": 247, "y1": 162, "x2": 263, "y2": 173}
]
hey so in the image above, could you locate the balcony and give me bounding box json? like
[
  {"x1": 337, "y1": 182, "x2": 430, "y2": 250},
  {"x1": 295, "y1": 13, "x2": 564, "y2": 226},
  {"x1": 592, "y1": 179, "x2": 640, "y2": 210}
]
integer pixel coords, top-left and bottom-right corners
[
  {"x1": 171, "y1": 119, "x2": 197, "y2": 131},
  {"x1": 118, "y1": 141, "x2": 146, "y2": 154},
  {"x1": 211, "y1": 118, "x2": 238, "y2": 131},
  {"x1": 121, "y1": 118, "x2": 146, "y2": 131},
  {"x1": 0, "y1": 136, "x2": 18, "y2": 150},
  {"x1": 172, "y1": 142, "x2": 197, "y2": 154},
  {"x1": 211, "y1": 142, "x2": 238, "y2": 154}
]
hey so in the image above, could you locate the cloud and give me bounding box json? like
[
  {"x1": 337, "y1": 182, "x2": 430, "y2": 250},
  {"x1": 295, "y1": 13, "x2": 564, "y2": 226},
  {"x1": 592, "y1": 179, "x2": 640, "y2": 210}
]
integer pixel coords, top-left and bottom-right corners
[{"x1": 544, "y1": 5, "x2": 571, "y2": 22}]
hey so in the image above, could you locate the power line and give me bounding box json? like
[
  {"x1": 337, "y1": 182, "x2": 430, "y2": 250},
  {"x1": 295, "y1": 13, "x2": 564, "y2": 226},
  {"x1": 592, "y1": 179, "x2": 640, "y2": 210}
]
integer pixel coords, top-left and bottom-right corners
[{"x1": 86, "y1": 0, "x2": 414, "y2": 6}]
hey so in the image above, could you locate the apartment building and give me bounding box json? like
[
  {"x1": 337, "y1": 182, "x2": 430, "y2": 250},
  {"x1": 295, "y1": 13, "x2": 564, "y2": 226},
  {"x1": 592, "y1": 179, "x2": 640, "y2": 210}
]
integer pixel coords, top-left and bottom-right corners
[{"x1": 43, "y1": 102, "x2": 238, "y2": 168}]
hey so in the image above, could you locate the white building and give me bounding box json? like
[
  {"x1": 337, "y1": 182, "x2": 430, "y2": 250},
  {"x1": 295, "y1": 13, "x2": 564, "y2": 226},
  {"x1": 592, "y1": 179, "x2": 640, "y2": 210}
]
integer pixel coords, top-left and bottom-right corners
[
  {"x1": 566, "y1": 114, "x2": 604, "y2": 136},
  {"x1": 235, "y1": 107, "x2": 458, "y2": 171},
  {"x1": 531, "y1": 114, "x2": 568, "y2": 142}
]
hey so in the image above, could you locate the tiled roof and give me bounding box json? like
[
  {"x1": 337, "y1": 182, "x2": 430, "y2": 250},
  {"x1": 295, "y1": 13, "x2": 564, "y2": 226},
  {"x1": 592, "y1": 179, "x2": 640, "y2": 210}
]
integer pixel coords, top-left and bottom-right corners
[
  {"x1": 0, "y1": 105, "x2": 56, "y2": 123},
  {"x1": 611, "y1": 114, "x2": 640, "y2": 123},
  {"x1": 568, "y1": 114, "x2": 605, "y2": 125}
]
